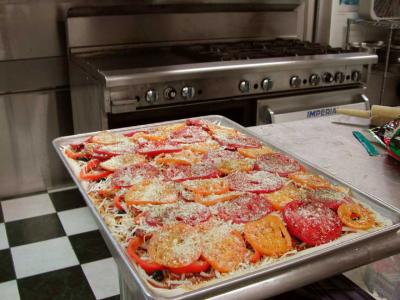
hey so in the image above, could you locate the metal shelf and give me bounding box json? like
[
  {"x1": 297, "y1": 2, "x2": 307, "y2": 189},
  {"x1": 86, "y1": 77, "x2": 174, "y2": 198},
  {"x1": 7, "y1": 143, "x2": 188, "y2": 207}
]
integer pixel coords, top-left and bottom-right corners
[{"x1": 346, "y1": 18, "x2": 399, "y2": 105}]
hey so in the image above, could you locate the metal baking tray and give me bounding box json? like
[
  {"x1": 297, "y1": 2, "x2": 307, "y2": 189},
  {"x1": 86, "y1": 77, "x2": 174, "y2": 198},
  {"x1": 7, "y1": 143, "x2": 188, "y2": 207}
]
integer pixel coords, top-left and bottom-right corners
[{"x1": 53, "y1": 115, "x2": 400, "y2": 300}]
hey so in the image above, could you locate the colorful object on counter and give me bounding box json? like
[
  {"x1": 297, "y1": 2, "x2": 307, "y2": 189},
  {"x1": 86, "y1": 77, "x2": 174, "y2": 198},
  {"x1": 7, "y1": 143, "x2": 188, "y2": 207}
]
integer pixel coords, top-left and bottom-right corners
[
  {"x1": 369, "y1": 119, "x2": 400, "y2": 161},
  {"x1": 352, "y1": 131, "x2": 380, "y2": 156}
]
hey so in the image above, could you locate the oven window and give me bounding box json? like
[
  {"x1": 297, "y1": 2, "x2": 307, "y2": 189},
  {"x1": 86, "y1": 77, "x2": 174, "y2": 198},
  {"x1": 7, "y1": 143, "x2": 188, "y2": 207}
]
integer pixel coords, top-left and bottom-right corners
[{"x1": 108, "y1": 99, "x2": 257, "y2": 128}]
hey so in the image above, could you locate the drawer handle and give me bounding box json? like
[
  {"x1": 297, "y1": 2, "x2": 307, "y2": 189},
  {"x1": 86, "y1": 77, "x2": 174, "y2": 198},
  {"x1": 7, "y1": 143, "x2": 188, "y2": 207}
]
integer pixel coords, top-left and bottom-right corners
[{"x1": 111, "y1": 99, "x2": 138, "y2": 106}]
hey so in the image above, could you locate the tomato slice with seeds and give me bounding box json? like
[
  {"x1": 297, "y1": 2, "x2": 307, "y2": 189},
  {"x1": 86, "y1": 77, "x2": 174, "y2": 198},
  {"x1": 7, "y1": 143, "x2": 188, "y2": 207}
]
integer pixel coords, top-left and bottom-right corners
[
  {"x1": 137, "y1": 142, "x2": 182, "y2": 157},
  {"x1": 148, "y1": 223, "x2": 202, "y2": 268},
  {"x1": 228, "y1": 171, "x2": 283, "y2": 194},
  {"x1": 162, "y1": 163, "x2": 219, "y2": 182},
  {"x1": 308, "y1": 187, "x2": 352, "y2": 211},
  {"x1": 256, "y1": 153, "x2": 303, "y2": 177},
  {"x1": 244, "y1": 214, "x2": 292, "y2": 257},
  {"x1": 202, "y1": 228, "x2": 247, "y2": 273},
  {"x1": 337, "y1": 203, "x2": 375, "y2": 230},
  {"x1": 283, "y1": 201, "x2": 342, "y2": 246},
  {"x1": 170, "y1": 125, "x2": 210, "y2": 144},
  {"x1": 111, "y1": 163, "x2": 160, "y2": 187},
  {"x1": 217, "y1": 193, "x2": 275, "y2": 224}
]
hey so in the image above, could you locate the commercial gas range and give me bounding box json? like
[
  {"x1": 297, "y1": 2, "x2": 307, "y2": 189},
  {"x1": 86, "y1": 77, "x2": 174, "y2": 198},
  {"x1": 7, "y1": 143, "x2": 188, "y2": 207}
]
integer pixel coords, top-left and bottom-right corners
[{"x1": 67, "y1": 4, "x2": 378, "y2": 133}]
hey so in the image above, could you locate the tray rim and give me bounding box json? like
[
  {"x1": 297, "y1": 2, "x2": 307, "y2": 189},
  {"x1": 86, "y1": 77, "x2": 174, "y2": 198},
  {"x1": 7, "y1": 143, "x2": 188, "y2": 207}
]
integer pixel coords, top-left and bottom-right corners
[{"x1": 52, "y1": 114, "x2": 400, "y2": 300}]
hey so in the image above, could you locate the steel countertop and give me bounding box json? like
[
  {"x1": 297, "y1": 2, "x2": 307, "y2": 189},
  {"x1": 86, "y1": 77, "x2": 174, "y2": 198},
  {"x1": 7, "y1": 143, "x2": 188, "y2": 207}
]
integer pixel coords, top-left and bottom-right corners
[{"x1": 248, "y1": 115, "x2": 400, "y2": 209}]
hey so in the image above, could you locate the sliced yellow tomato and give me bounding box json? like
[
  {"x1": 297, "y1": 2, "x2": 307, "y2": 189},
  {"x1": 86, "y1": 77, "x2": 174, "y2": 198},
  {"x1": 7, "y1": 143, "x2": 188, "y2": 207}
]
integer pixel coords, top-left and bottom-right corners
[
  {"x1": 193, "y1": 191, "x2": 242, "y2": 206},
  {"x1": 202, "y1": 228, "x2": 247, "y2": 273},
  {"x1": 288, "y1": 172, "x2": 331, "y2": 190},
  {"x1": 338, "y1": 202, "x2": 375, "y2": 230},
  {"x1": 148, "y1": 223, "x2": 202, "y2": 268},
  {"x1": 182, "y1": 141, "x2": 220, "y2": 154},
  {"x1": 244, "y1": 214, "x2": 292, "y2": 257},
  {"x1": 124, "y1": 180, "x2": 178, "y2": 205},
  {"x1": 216, "y1": 158, "x2": 255, "y2": 175},
  {"x1": 91, "y1": 131, "x2": 128, "y2": 145},
  {"x1": 182, "y1": 178, "x2": 229, "y2": 196},
  {"x1": 265, "y1": 183, "x2": 307, "y2": 210},
  {"x1": 237, "y1": 146, "x2": 275, "y2": 158},
  {"x1": 154, "y1": 150, "x2": 200, "y2": 166},
  {"x1": 99, "y1": 153, "x2": 146, "y2": 171}
]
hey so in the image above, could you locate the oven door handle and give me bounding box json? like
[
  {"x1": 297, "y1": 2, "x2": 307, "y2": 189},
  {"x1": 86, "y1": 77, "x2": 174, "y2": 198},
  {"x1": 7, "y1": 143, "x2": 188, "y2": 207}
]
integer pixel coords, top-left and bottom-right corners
[
  {"x1": 265, "y1": 106, "x2": 276, "y2": 123},
  {"x1": 111, "y1": 99, "x2": 138, "y2": 113}
]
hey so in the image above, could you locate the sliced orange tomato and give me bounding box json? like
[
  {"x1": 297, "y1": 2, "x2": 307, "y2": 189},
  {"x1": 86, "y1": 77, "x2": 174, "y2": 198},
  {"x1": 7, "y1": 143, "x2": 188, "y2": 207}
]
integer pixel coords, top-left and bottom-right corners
[
  {"x1": 126, "y1": 236, "x2": 165, "y2": 274},
  {"x1": 202, "y1": 228, "x2": 247, "y2": 273},
  {"x1": 182, "y1": 178, "x2": 229, "y2": 196},
  {"x1": 288, "y1": 172, "x2": 331, "y2": 190},
  {"x1": 124, "y1": 180, "x2": 178, "y2": 206},
  {"x1": 148, "y1": 223, "x2": 202, "y2": 268},
  {"x1": 237, "y1": 146, "x2": 275, "y2": 158},
  {"x1": 182, "y1": 141, "x2": 220, "y2": 154},
  {"x1": 216, "y1": 158, "x2": 255, "y2": 175},
  {"x1": 337, "y1": 202, "x2": 375, "y2": 230},
  {"x1": 193, "y1": 191, "x2": 242, "y2": 206},
  {"x1": 265, "y1": 183, "x2": 307, "y2": 210},
  {"x1": 129, "y1": 131, "x2": 167, "y2": 142},
  {"x1": 244, "y1": 214, "x2": 292, "y2": 257},
  {"x1": 169, "y1": 260, "x2": 210, "y2": 274}
]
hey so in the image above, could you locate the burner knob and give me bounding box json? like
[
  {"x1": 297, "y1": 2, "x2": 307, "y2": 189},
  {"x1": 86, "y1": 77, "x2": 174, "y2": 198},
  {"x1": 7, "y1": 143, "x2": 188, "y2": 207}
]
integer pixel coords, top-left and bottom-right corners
[
  {"x1": 309, "y1": 74, "x2": 321, "y2": 86},
  {"x1": 351, "y1": 70, "x2": 361, "y2": 82},
  {"x1": 239, "y1": 80, "x2": 250, "y2": 93},
  {"x1": 145, "y1": 89, "x2": 158, "y2": 103},
  {"x1": 261, "y1": 78, "x2": 273, "y2": 91},
  {"x1": 334, "y1": 72, "x2": 345, "y2": 83},
  {"x1": 181, "y1": 86, "x2": 195, "y2": 100},
  {"x1": 164, "y1": 87, "x2": 177, "y2": 100},
  {"x1": 290, "y1": 76, "x2": 301, "y2": 88},
  {"x1": 322, "y1": 72, "x2": 334, "y2": 83}
]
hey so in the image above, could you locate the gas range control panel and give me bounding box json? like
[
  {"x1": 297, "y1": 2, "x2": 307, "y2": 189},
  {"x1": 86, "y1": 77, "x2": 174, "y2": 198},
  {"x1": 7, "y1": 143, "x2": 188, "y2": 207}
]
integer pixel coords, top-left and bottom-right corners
[{"x1": 109, "y1": 66, "x2": 364, "y2": 109}]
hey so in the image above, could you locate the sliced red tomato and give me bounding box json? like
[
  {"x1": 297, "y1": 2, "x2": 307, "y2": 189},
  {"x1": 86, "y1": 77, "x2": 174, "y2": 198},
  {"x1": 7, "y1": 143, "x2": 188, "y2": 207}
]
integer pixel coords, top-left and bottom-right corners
[
  {"x1": 228, "y1": 171, "x2": 283, "y2": 194},
  {"x1": 256, "y1": 153, "x2": 303, "y2": 177},
  {"x1": 169, "y1": 260, "x2": 210, "y2": 274},
  {"x1": 217, "y1": 193, "x2": 275, "y2": 224},
  {"x1": 283, "y1": 200, "x2": 342, "y2": 246},
  {"x1": 123, "y1": 130, "x2": 148, "y2": 137},
  {"x1": 170, "y1": 125, "x2": 210, "y2": 144},
  {"x1": 308, "y1": 187, "x2": 352, "y2": 211},
  {"x1": 185, "y1": 118, "x2": 211, "y2": 130},
  {"x1": 111, "y1": 163, "x2": 160, "y2": 187},
  {"x1": 137, "y1": 142, "x2": 182, "y2": 157},
  {"x1": 127, "y1": 236, "x2": 164, "y2": 274},
  {"x1": 79, "y1": 159, "x2": 113, "y2": 181},
  {"x1": 161, "y1": 163, "x2": 219, "y2": 182},
  {"x1": 70, "y1": 143, "x2": 84, "y2": 152}
]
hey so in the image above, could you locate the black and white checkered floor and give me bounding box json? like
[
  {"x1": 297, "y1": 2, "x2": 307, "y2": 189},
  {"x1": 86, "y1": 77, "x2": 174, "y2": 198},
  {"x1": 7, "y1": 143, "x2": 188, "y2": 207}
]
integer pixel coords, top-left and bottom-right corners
[{"x1": 0, "y1": 187, "x2": 374, "y2": 300}]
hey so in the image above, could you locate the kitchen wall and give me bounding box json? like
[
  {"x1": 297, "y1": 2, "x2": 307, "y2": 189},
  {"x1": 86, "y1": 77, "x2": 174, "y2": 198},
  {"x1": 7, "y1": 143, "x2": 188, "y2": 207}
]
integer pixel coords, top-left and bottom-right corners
[{"x1": 0, "y1": 0, "x2": 305, "y2": 199}]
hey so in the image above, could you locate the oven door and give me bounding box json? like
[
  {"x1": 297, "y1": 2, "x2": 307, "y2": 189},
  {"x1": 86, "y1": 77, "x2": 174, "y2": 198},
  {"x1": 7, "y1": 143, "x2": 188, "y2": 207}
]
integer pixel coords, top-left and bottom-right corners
[
  {"x1": 257, "y1": 88, "x2": 370, "y2": 125},
  {"x1": 108, "y1": 98, "x2": 257, "y2": 129}
]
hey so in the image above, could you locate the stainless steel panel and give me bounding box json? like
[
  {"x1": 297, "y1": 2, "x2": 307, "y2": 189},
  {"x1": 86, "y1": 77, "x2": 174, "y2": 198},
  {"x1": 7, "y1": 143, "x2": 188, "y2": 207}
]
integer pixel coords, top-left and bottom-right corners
[
  {"x1": 0, "y1": 57, "x2": 68, "y2": 94},
  {"x1": 0, "y1": 90, "x2": 73, "y2": 199},
  {"x1": 53, "y1": 115, "x2": 400, "y2": 300},
  {"x1": 67, "y1": 11, "x2": 299, "y2": 50}
]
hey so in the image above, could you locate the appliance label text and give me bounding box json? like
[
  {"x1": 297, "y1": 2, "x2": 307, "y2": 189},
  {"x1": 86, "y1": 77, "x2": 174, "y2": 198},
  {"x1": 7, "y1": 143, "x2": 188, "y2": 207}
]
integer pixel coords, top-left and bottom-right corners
[{"x1": 307, "y1": 107, "x2": 337, "y2": 118}]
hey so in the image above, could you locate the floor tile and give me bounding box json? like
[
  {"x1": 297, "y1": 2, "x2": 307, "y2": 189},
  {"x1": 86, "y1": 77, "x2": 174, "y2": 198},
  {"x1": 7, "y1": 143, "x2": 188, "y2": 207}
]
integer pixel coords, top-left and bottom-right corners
[
  {"x1": 0, "y1": 280, "x2": 20, "y2": 300},
  {"x1": 0, "y1": 249, "x2": 16, "y2": 283},
  {"x1": 58, "y1": 207, "x2": 98, "y2": 236},
  {"x1": 1, "y1": 193, "x2": 55, "y2": 222},
  {"x1": 82, "y1": 257, "x2": 119, "y2": 300},
  {"x1": 69, "y1": 230, "x2": 111, "y2": 264},
  {"x1": 18, "y1": 266, "x2": 95, "y2": 300},
  {"x1": 6, "y1": 213, "x2": 65, "y2": 247},
  {"x1": 11, "y1": 237, "x2": 79, "y2": 279},
  {"x1": 0, "y1": 223, "x2": 9, "y2": 250},
  {"x1": 49, "y1": 188, "x2": 86, "y2": 212}
]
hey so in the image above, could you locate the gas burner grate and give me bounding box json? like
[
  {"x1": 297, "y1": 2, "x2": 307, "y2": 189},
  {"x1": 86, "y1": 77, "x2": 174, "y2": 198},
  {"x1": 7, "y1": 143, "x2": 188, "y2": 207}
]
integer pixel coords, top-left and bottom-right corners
[{"x1": 178, "y1": 39, "x2": 353, "y2": 62}]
